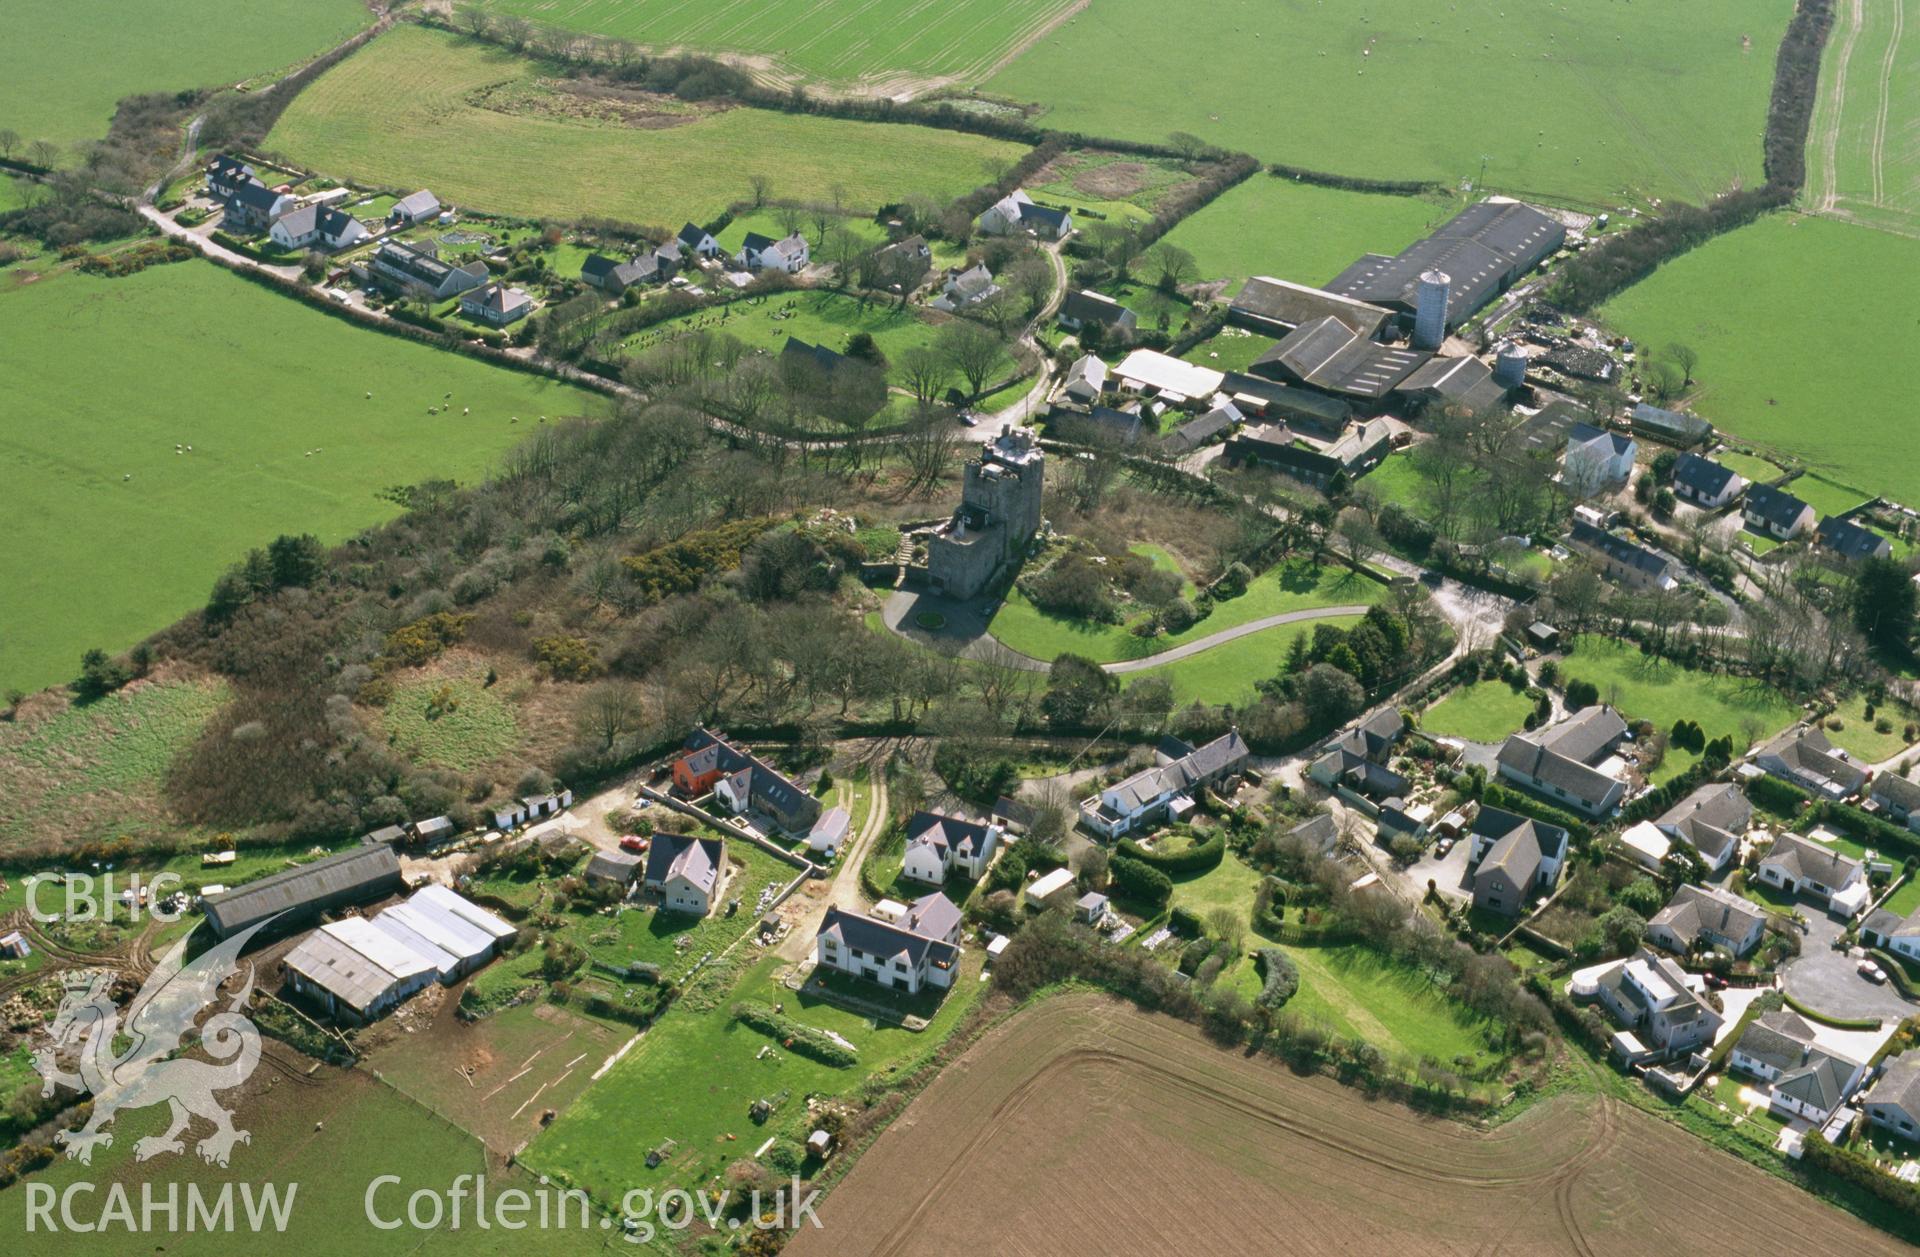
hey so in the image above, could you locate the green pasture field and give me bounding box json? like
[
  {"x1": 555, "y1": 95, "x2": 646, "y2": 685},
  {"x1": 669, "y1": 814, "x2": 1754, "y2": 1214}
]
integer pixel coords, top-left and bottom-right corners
[
  {"x1": 1602, "y1": 215, "x2": 1920, "y2": 506},
  {"x1": 269, "y1": 26, "x2": 1027, "y2": 228},
  {"x1": 988, "y1": 0, "x2": 1791, "y2": 207},
  {"x1": 1180, "y1": 325, "x2": 1274, "y2": 373},
  {"x1": 379, "y1": 670, "x2": 522, "y2": 772},
  {"x1": 0, "y1": 679, "x2": 227, "y2": 857},
  {"x1": 0, "y1": 260, "x2": 597, "y2": 697},
  {"x1": 989, "y1": 556, "x2": 1380, "y2": 663},
  {"x1": 1162, "y1": 177, "x2": 1456, "y2": 294},
  {"x1": 1125, "y1": 615, "x2": 1366, "y2": 706},
  {"x1": 1028, "y1": 150, "x2": 1199, "y2": 226},
  {"x1": 1280, "y1": 942, "x2": 1501, "y2": 1071},
  {"x1": 475, "y1": 0, "x2": 1079, "y2": 86},
  {"x1": 1558, "y1": 636, "x2": 1799, "y2": 782},
  {"x1": 1806, "y1": 0, "x2": 1920, "y2": 237},
  {"x1": 0, "y1": 0, "x2": 368, "y2": 149},
  {"x1": 1787, "y1": 472, "x2": 1876, "y2": 519},
  {"x1": 526, "y1": 952, "x2": 983, "y2": 1210},
  {"x1": 1420, "y1": 680, "x2": 1536, "y2": 744},
  {"x1": 0, "y1": 1063, "x2": 616, "y2": 1256}
]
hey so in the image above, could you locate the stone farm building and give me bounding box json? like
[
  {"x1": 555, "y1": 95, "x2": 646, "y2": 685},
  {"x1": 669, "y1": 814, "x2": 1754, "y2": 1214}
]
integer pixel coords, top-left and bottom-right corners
[
  {"x1": 1079, "y1": 730, "x2": 1250, "y2": 839},
  {"x1": 673, "y1": 728, "x2": 820, "y2": 834}
]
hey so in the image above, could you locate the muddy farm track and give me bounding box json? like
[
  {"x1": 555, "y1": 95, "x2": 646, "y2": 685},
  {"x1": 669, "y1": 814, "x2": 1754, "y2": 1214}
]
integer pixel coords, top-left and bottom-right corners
[{"x1": 790, "y1": 995, "x2": 1913, "y2": 1257}]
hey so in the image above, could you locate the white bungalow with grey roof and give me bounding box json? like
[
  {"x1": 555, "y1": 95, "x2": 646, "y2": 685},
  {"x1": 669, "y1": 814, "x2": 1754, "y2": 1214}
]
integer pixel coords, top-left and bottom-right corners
[
  {"x1": 1741, "y1": 483, "x2": 1815, "y2": 541},
  {"x1": 1871, "y1": 769, "x2": 1920, "y2": 830},
  {"x1": 1650, "y1": 781, "x2": 1752, "y2": 873},
  {"x1": 1494, "y1": 705, "x2": 1629, "y2": 817},
  {"x1": 1561, "y1": 422, "x2": 1636, "y2": 496},
  {"x1": 270, "y1": 203, "x2": 370, "y2": 252},
  {"x1": 644, "y1": 833, "x2": 726, "y2": 916},
  {"x1": 1646, "y1": 883, "x2": 1768, "y2": 958},
  {"x1": 388, "y1": 190, "x2": 443, "y2": 225},
  {"x1": 1670, "y1": 453, "x2": 1745, "y2": 509},
  {"x1": 1729, "y1": 1010, "x2": 1867, "y2": 1124},
  {"x1": 1468, "y1": 806, "x2": 1569, "y2": 917},
  {"x1": 283, "y1": 916, "x2": 439, "y2": 1024},
  {"x1": 814, "y1": 892, "x2": 962, "y2": 994},
  {"x1": 1863, "y1": 1053, "x2": 1920, "y2": 1141},
  {"x1": 1755, "y1": 831, "x2": 1869, "y2": 917},
  {"x1": 1078, "y1": 730, "x2": 1250, "y2": 838},
  {"x1": 900, "y1": 811, "x2": 1003, "y2": 885},
  {"x1": 1816, "y1": 515, "x2": 1893, "y2": 564},
  {"x1": 461, "y1": 283, "x2": 534, "y2": 326},
  {"x1": 1751, "y1": 725, "x2": 1866, "y2": 800},
  {"x1": 1861, "y1": 903, "x2": 1920, "y2": 963},
  {"x1": 1061, "y1": 353, "x2": 1108, "y2": 404}
]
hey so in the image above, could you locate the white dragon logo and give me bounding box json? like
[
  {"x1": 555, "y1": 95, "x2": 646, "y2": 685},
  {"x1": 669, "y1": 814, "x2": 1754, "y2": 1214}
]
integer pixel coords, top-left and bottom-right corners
[{"x1": 33, "y1": 920, "x2": 271, "y2": 1167}]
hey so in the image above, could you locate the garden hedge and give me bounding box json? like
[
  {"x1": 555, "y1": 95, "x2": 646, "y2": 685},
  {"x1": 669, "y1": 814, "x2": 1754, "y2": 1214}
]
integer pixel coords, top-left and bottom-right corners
[
  {"x1": 1253, "y1": 948, "x2": 1299, "y2": 1009},
  {"x1": 1781, "y1": 991, "x2": 1881, "y2": 1031},
  {"x1": 732, "y1": 1001, "x2": 858, "y2": 1067},
  {"x1": 1119, "y1": 829, "x2": 1226, "y2": 875}
]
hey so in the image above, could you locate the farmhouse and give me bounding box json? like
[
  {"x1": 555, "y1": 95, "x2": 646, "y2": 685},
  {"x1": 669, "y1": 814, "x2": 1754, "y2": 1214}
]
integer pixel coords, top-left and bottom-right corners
[
  {"x1": 1325, "y1": 198, "x2": 1566, "y2": 334},
  {"x1": 1060, "y1": 353, "x2": 1108, "y2": 404},
  {"x1": 1566, "y1": 519, "x2": 1677, "y2": 592},
  {"x1": 369, "y1": 884, "x2": 516, "y2": 982},
  {"x1": 1754, "y1": 832, "x2": 1869, "y2": 916},
  {"x1": 1161, "y1": 401, "x2": 1240, "y2": 456},
  {"x1": 1228, "y1": 276, "x2": 1391, "y2": 339},
  {"x1": 204, "y1": 844, "x2": 404, "y2": 940},
  {"x1": 926, "y1": 424, "x2": 1045, "y2": 601},
  {"x1": 807, "y1": 806, "x2": 851, "y2": 858},
  {"x1": 582, "y1": 253, "x2": 656, "y2": 294},
  {"x1": 1816, "y1": 515, "x2": 1892, "y2": 563},
  {"x1": 735, "y1": 231, "x2": 809, "y2": 273},
  {"x1": 1741, "y1": 483, "x2": 1816, "y2": 541},
  {"x1": 644, "y1": 832, "x2": 726, "y2": 916},
  {"x1": 1670, "y1": 453, "x2": 1745, "y2": 509},
  {"x1": 1580, "y1": 950, "x2": 1723, "y2": 1062},
  {"x1": 674, "y1": 728, "x2": 821, "y2": 834},
  {"x1": 368, "y1": 240, "x2": 489, "y2": 300},
  {"x1": 1467, "y1": 806, "x2": 1569, "y2": 917},
  {"x1": 1729, "y1": 1010, "x2": 1868, "y2": 1124},
  {"x1": 1248, "y1": 316, "x2": 1428, "y2": 404},
  {"x1": 1629, "y1": 402, "x2": 1712, "y2": 447},
  {"x1": 815, "y1": 892, "x2": 963, "y2": 994},
  {"x1": 283, "y1": 916, "x2": 439, "y2": 1024},
  {"x1": 1561, "y1": 423, "x2": 1637, "y2": 495},
  {"x1": 269, "y1": 203, "x2": 369, "y2": 252},
  {"x1": 388, "y1": 189, "x2": 442, "y2": 225},
  {"x1": 1862, "y1": 1054, "x2": 1920, "y2": 1140},
  {"x1": 677, "y1": 222, "x2": 721, "y2": 258},
  {"x1": 460, "y1": 283, "x2": 533, "y2": 326},
  {"x1": 1751, "y1": 725, "x2": 1866, "y2": 800},
  {"x1": 1494, "y1": 705, "x2": 1630, "y2": 817},
  {"x1": 1079, "y1": 730, "x2": 1250, "y2": 839},
  {"x1": 929, "y1": 261, "x2": 999, "y2": 311},
  {"x1": 1645, "y1": 883, "x2": 1768, "y2": 958},
  {"x1": 977, "y1": 188, "x2": 1072, "y2": 239},
  {"x1": 900, "y1": 811, "x2": 1004, "y2": 885},
  {"x1": 1058, "y1": 289, "x2": 1137, "y2": 337}
]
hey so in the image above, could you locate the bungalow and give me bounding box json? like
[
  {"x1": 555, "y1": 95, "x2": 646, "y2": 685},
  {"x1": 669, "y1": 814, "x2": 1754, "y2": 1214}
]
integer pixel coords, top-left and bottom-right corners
[
  {"x1": 1645, "y1": 883, "x2": 1768, "y2": 958},
  {"x1": 900, "y1": 811, "x2": 1003, "y2": 885},
  {"x1": 1585, "y1": 950, "x2": 1723, "y2": 1060},
  {"x1": 1079, "y1": 730, "x2": 1249, "y2": 839},
  {"x1": 1058, "y1": 289, "x2": 1137, "y2": 338},
  {"x1": 1060, "y1": 353, "x2": 1108, "y2": 404},
  {"x1": 1670, "y1": 453, "x2": 1746, "y2": 509},
  {"x1": 460, "y1": 282, "x2": 533, "y2": 326},
  {"x1": 677, "y1": 222, "x2": 721, "y2": 258},
  {"x1": 1742, "y1": 483, "x2": 1816, "y2": 541},
  {"x1": 1561, "y1": 422, "x2": 1637, "y2": 496},
  {"x1": 1751, "y1": 725, "x2": 1866, "y2": 800},
  {"x1": 1816, "y1": 516, "x2": 1892, "y2": 563},
  {"x1": 814, "y1": 893, "x2": 962, "y2": 993},
  {"x1": 1861, "y1": 904, "x2": 1920, "y2": 963},
  {"x1": 1862, "y1": 1054, "x2": 1920, "y2": 1141},
  {"x1": 1652, "y1": 782, "x2": 1752, "y2": 873},
  {"x1": 929, "y1": 261, "x2": 999, "y2": 312},
  {"x1": 674, "y1": 729, "x2": 822, "y2": 834},
  {"x1": 1494, "y1": 705, "x2": 1630, "y2": 817},
  {"x1": 283, "y1": 917, "x2": 439, "y2": 1025},
  {"x1": 807, "y1": 807, "x2": 851, "y2": 858},
  {"x1": 1566, "y1": 519, "x2": 1677, "y2": 592},
  {"x1": 1468, "y1": 806, "x2": 1570, "y2": 917},
  {"x1": 368, "y1": 240, "x2": 489, "y2": 300},
  {"x1": 1755, "y1": 832, "x2": 1869, "y2": 916},
  {"x1": 1729, "y1": 1010, "x2": 1867, "y2": 1124},
  {"x1": 269, "y1": 203, "x2": 370, "y2": 252},
  {"x1": 582, "y1": 253, "x2": 655, "y2": 294},
  {"x1": 643, "y1": 833, "x2": 726, "y2": 916},
  {"x1": 735, "y1": 231, "x2": 809, "y2": 273},
  {"x1": 388, "y1": 190, "x2": 443, "y2": 226},
  {"x1": 220, "y1": 179, "x2": 295, "y2": 232},
  {"x1": 1871, "y1": 769, "x2": 1920, "y2": 831},
  {"x1": 977, "y1": 189, "x2": 1072, "y2": 239}
]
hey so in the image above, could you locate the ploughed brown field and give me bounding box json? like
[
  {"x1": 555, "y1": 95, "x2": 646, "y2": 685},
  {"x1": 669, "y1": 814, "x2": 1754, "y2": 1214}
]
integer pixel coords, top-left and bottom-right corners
[{"x1": 791, "y1": 995, "x2": 1911, "y2": 1257}]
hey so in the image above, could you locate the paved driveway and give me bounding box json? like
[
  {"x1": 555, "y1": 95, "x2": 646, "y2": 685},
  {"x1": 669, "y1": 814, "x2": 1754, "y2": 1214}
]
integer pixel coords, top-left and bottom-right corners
[
  {"x1": 1399, "y1": 833, "x2": 1477, "y2": 904},
  {"x1": 1783, "y1": 909, "x2": 1920, "y2": 1022}
]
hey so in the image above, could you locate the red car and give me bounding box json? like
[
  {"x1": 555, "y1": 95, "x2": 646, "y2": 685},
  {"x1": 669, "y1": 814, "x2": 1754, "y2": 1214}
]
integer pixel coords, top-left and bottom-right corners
[{"x1": 619, "y1": 835, "x2": 650, "y2": 855}]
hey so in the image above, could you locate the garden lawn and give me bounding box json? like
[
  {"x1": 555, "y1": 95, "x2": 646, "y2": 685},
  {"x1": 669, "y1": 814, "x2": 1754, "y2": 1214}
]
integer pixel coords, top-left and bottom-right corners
[
  {"x1": 1280, "y1": 943, "x2": 1498, "y2": 1070},
  {"x1": 989, "y1": 0, "x2": 1790, "y2": 207},
  {"x1": 560, "y1": 841, "x2": 798, "y2": 977},
  {"x1": 270, "y1": 26, "x2": 1027, "y2": 227},
  {"x1": 1714, "y1": 449, "x2": 1787, "y2": 485},
  {"x1": 1421, "y1": 681, "x2": 1536, "y2": 744},
  {"x1": 525, "y1": 953, "x2": 982, "y2": 1206},
  {"x1": 1125, "y1": 615, "x2": 1365, "y2": 706},
  {"x1": 0, "y1": 0, "x2": 368, "y2": 148},
  {"x1": 1357, "y1": 451, "x2": 1431, "y2": 516},
  {"x1": 0, "y1": 260, "x2": 595, "y2": 697},
  {"x1": 1162, "y1": 177, "x2": 1457, "y2": 292},
  {"x1": 989, "y1": 556, "x2": 1379, "y2": 663},
  {"x1": 1559, "y1": 636, "x2": 1799, "y2": 782},
  {"x1": 1602, "y1": 216, "x2": 1920, "y2": 506},
  {"x1": 1787, "y1": 472, "x2": 1875, "y2": 519},
  {"x1": 1881, "y1": 876, "x2": 1920, "y2": 919},
  {"x1": 1182, "y1": 326, "x2": 1278, "y2": 373},
  {"x1": 1820, "y1": 695, "x2": 1916, "y2": 764}
]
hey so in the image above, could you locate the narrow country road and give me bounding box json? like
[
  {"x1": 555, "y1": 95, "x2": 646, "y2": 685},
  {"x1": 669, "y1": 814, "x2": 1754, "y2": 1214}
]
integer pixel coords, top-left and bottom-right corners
[{"x1": 774, "y1": 755, "x2": 891, "y2": 961}]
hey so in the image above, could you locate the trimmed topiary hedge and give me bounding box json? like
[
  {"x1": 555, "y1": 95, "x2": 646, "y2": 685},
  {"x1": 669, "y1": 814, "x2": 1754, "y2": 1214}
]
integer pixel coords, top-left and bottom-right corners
[
  {"x1": 1119, "y1": 828, "x2": 1226, "y2": 874},
  {"x1": 732, "y1": 1001, "x2": 857, "y2": 1067},
  {"x1": 1253, "y1": 948, "x2": 1299, "y2": 1009}
]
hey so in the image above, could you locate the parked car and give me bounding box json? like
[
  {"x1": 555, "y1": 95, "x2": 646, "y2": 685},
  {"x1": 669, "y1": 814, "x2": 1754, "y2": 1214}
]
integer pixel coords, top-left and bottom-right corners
[
  {"x1": 1858, "y1": 960, "x2": 1888, "y2": 984},
  {"x1": 1434, "y1": 837, "x2": 1455, "y2": 857},
  {"x1": 958, "y1": 411, "x2": 980, "y2": 427},
  {"x1": 1703, "y1": 973, "x2": 1728, "y2": 990},
  {"x1": 619, "y1": 835, "x2": 650, "y2": 855}
]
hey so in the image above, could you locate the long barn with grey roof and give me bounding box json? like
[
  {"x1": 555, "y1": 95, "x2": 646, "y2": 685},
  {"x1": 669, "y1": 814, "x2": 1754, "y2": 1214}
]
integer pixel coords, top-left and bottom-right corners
[
  {"x1": 205, "y1": 844, "x2": 405, "y2": 940},
  {"x1": 1326, "y1": 199, "x2": 1565, "y2": 333}
]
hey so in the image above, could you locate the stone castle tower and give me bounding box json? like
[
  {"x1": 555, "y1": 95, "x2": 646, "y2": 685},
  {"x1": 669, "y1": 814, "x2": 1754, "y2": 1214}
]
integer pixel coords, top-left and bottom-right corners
[{"x1": 926, "y1": 425, "x2": 1045, "y2": 601}]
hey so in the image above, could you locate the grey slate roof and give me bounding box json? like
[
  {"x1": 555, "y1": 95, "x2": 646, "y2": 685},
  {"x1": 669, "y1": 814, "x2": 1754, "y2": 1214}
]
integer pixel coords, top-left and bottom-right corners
[
  {"x1": 1496, "y1": 705, "x2": 1628, "y2": 809},
  {"x1": 1743, "y1": 483, "x2": 1811, "y2": 531},
  {"x1": 1568, "y1": 519, "x2": 1674, "y2": 582},
  {"x1": 905, "y1": 811, "x2": 996, "y2": 862},
  {"x1": 1865, "y1": 1055, "x2": 1920, "y2": 1117},
  {"x1": 1761, "y1": 831, "x2": 1864, "y2": 889},
  {"x1": 1736, "y1": 1009, "x2": 1818, "y2": 1071},
  {"x1": 1288, "y1": 812, "x2": 1340, "y2": 852},
  {"x1": 644, "y1": 833, "x2": 724, "y2": 898},
  {"x1": 1816, "y1": 516, "x2": 1891, "y2": 562},
  {"x1": 392, "y1": 190, "x2": 441, "y2": 220},
  {"x1": 1162, "y1": 402, "x2": 1239, "y2": 455},
  {"x1": 1655, "y1": 782, "x2": 1751, "y2": 867},
  {"x1": 1756, "y1": 725, "x2": 1867, "y2": 794},
  {"x1": 1061, "y1": 289, "x2": 1132, "y2": 327},
  {"x1": 817, "y1": 904, "x2": 960, "y2": 969},
  {"x1": 1648, "y1": 884, "x2": 1767, "y2": 951},
  {"x1": 1872, "y1": 770, "x2": 1920, "y2": 813},
  {"x1": 1471, "y1": 805, "x2": 1567, "y2": 889},
  {"x1": 1775, "y1": 1049, "x2": 1863, "y2": 1113},
  {"x1": 1672, "y1": 452, "x2": 1742, "y2": 500},
  {"x1": 1100, "y1": 730, "x2": 1250, "y2": 813},
  {"x1": 205, "y1": 845, "x2": 402, "y2": 938},
  {"x1": 585, "y1": 849, "x2": 643, "y2": 884}
]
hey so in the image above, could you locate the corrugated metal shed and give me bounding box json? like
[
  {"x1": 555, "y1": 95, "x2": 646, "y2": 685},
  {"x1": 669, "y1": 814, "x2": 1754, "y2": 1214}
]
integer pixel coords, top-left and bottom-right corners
[
  {"x1": 204, "y1": 845, "x2": 403, "y2": 939},
  {"x1": 284, "y1": 917, "x2": 436, "y2": 1014}
]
